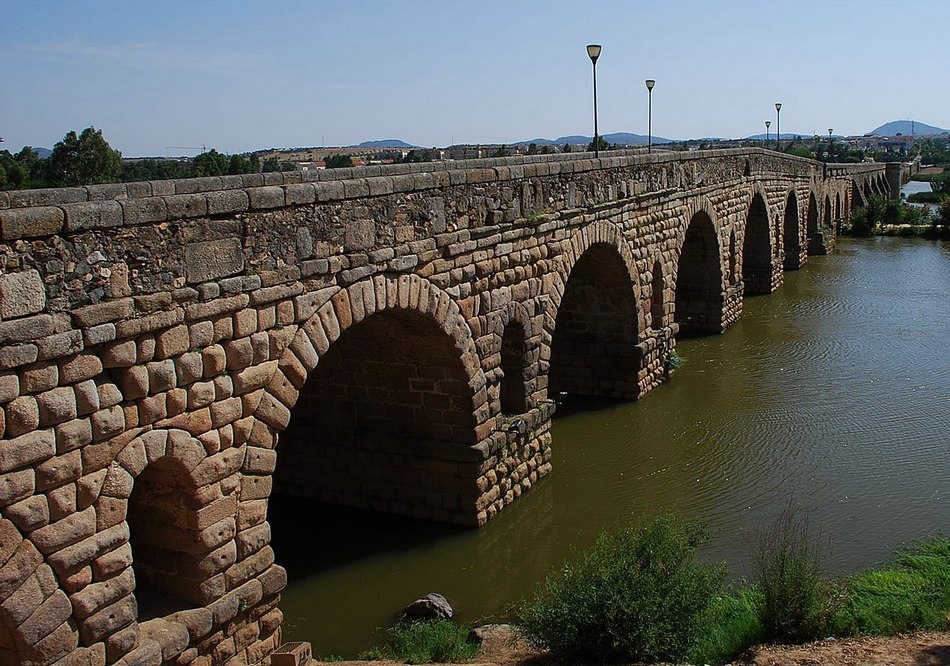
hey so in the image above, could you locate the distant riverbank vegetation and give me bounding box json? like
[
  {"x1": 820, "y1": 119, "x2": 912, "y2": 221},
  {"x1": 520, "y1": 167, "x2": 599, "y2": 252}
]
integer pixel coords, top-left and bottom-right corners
[
  {"x1": 0, "y1": 126, "x2": 299, "y2": 191},
  {"x1": 848, "y1": 194, "x2": 950, "y2": 239}
]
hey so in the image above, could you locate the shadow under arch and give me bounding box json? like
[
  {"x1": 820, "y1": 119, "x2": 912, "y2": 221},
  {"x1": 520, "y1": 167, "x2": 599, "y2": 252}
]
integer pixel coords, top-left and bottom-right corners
[
  {"x1": 743, "y1": 190, "x2": 773, "y2": 294},
  {"x1": 673, "y1": 207, "x2": 725, "y2": 335},
  {"x1": 547, "y1": 223, "x2": 644, "y2": 401},
  {"x1": 271, "y1": 275, "x2": 486, "y2": 527},
  {"x1": 782, "y1": 190, "x2": 802, "y2": 271}
]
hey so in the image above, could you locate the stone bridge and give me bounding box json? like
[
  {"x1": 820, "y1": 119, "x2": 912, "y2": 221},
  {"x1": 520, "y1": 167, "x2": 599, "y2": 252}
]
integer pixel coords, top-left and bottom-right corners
[{"x1": 0, "y1": 149, "x2": 884, "y2": 666}]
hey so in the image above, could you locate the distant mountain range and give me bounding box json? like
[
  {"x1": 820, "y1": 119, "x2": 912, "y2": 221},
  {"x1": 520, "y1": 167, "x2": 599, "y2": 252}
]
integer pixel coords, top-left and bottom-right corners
[
  {"x1": 514, "y1": 132, "x2": 673, "y2": 146},
  {"x1": 31, "y1": 147, "x2": 52, "y2": 158},
  {"x1": 870, "y1": 120, "x2": 948, "y2": 136},
  {"x1": 744, "y1": 132, "x2": 840, "y2": 141}
]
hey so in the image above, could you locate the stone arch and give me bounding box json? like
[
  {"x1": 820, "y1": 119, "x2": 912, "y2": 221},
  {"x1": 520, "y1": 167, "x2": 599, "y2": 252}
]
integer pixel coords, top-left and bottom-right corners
[
  {"x1": 0, "y1": 519, "x2": 78, "y2": 666},
  {"x1": 71, "y1": 428, "x2": 251, "y2": 663},
  {"x1": 673, "y1": 202, "x2": 725, "y2": 335},
  {"x1": 728, "y1": 230, "x2": 738, "y2": 286},
  {"x1": 806, "y1": 191, "x2": 819, "y2": 241},
  {"x1": 864, "y1": 178, "x2": 873, "y2": 200},
  {"x1": 499, "y1": 312, "x2": 529, "y2": 416},
  {"x1": 823, "y1": 194, "x2": 833, "y2": 231},
  {"x1": 547, "y1": 221, "x2": 644, "y2": 400},
  {"x1": 650, "y1": 259, "x2": 665, "y2": 329},
  {"x1": 783, "y1": 189, "x2": 801, "y2": 270},
  {"x1": 743, "y1": 190, "x2": 773, "y2": 294},
  {"x1": 267, "y1": 274, "x2": 488, "y2": 525},
  {"x1": 835, "y1": 192, "x2": 843, "y2": 233},
  {"x1": 852, "y1": 178, "x2": 867, "y2": 208}
]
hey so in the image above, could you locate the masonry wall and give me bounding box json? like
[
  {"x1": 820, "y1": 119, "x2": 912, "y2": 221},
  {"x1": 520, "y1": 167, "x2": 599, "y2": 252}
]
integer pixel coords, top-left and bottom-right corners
[{"x1": 0, "y1": 149, "x2": 877, "y2": 666}]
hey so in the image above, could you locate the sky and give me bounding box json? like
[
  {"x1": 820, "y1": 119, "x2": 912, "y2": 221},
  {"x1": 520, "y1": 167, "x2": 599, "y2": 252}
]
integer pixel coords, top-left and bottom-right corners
[{"x1": 2, "y1": 0, "x2": 949, "y2": 157}]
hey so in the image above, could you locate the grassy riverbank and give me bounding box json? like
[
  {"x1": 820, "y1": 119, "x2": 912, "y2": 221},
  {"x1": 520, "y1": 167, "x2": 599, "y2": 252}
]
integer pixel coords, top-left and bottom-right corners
[{"x1": 358, "y1": 516, "x2": 950, "y2": 665}]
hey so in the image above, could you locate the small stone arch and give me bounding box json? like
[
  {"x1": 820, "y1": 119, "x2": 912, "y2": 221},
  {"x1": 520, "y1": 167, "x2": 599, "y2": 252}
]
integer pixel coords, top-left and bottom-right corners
[
  {"x1": 823, "y1": 194, "x2": 833, "y2": 231},
  {"x1": 852, "y1": 178, "x2": 867, "y2": 209},
  {"x1": 806, "y1": 191, "x2": 819, "y2": 240},
  {"x1": 266, "y1": 274, "x2": 489, "y2": 525},
  {"x1": 782, "y1": 189, "x2": 802, "y2": 270},
  {"x1": 497, "y1": 301, "x2": 533, "y2": 416},
  {"x1": 547, "y1": 220, "x2": 645, "y2": 399},
  {"x1": 650, "y1": 258, "x2": 665, "y2": 329},
  {"x1": 673, "y1": 200, "x2": 726, "y2": 335},
  {"x1": 0, "y1": 519, "x2": 78, "y2": 666}
]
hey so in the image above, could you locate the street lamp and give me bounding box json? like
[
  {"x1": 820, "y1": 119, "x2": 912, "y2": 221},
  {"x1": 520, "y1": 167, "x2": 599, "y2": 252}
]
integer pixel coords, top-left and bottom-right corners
[
  {"x1": 775, "y1": 102, "x2": 782, "y2": 150},
  {"x1": 765, "y1": 120, "x2": 771, "y2": 144},
  {"x1": 587, "y1": 44, "x2": 602, "y2": 158},
  {"x1": 828, "y1": 128, "x2": 834, "y2": 160},
  {"x1": 645, "y1": 79, "x2": 655, "y2": 154}
]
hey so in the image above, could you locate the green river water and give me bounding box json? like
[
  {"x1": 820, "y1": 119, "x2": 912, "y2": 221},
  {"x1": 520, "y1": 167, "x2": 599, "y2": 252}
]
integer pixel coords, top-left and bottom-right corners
[{"x1": 271, "y1": 237, "x2": 950, "y2": 656}]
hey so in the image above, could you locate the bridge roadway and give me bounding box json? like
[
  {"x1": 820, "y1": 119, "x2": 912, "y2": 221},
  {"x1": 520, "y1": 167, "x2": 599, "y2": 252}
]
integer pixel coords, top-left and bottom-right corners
[{"x1": 0, "y1": 148, "x2": 889, "y2": 665}]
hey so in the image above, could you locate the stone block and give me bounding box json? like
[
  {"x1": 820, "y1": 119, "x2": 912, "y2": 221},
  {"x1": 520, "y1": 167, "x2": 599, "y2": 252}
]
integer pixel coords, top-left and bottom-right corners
[
  {"x1": 5, "y1": 493, "x2": 49, "y2": 532},
  {"x1": 119, "y1": 196, "x2": 166, "y2": 225},
  {"x1": 0, "y1": 428, "x2": 55, "y2": 474},
  {"x1": 16, "y1": 589, "x2": 74, "y2": 647},
  {"x1": 55, "y1": 417, "x2": 92, "y2": 453},
  {"x1": 186, "y1": 239, "x2": 245, "y2": 284},
  {"x1": 0, "y1": 269, "x2": 46, "y2": 319},
  {"x1": 62, "y1": 201, "x2": 123, "y2": 232},
  {"x1": 22, "y1": 360, "x2": 59, "y2": 394},
  {"x1": 206, "y1": 190, "x2": 249, "y2": 215},
  {"x1": 6, "y1": 394, "x2": 39, "y2": 436},
  {"x1": 72, "y1": 298, "x2": 134, "y2": 328},
  {"x1": 0, "y1": 205, "x2": 65, "y2": 240},
  {"x1": 37, "y1": 386, "x2": 78, "y2": 426},
  {"x1": 0, "y1": 313, "x2": 54, "y2": 344},
  {"x1": 163, "y1": 193, "x2": 208, "y2": 219},
  {"x1": 30, "y1": 505, "x2": 96, "y2": 554},
  {"x1": 247, "y1": 186, "x2": 285, "y2": 210},
  {"x1": 0, "y1": 371, "x2": 19, "y2": 404},
  {"x1": 35, "y1": 449, "x2": 82, "y2": 491},
  {"x1": 79, "y1": 594, "x2": 137, "y2": 646},
  {"x1": 69, "y1": 567, "x2": 135, "y2": 620}
]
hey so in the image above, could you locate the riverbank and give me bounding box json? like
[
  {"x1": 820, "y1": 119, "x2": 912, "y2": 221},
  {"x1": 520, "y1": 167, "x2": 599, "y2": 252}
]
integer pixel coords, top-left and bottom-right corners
[{"x1": 312, "y1": 627, "x2": 950, "y2": 666}]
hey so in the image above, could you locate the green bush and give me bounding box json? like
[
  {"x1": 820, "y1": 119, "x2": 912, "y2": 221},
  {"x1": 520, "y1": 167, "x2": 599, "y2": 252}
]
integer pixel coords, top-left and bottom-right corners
[
  {"x1": 753, "y1": 507, "x2": 842, "y2": 644},
  {"x1": 518, "y1": 514, "x2": 724, "y2": 663},
  {"x1": 833, "y1": 536, "x2": 950, "y2": 636},
  {"x1": 363, "y1": 619, "x2": 478, "y2": 664}
]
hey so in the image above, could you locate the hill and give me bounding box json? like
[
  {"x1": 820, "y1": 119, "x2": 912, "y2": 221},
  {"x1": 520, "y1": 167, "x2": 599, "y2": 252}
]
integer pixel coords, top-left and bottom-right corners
[
  {"x1": 514, "y1": 131, "x2": 673, "y2": 146},
  {"x1": 354, "y1": 139, "x2": 418, "y2": 149},
  {"x1": 871, "y1": 120, "x2": 948, "y2": 136}
]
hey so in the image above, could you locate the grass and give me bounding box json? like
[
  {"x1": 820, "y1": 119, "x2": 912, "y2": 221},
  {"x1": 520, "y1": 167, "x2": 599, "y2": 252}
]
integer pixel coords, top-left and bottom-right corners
[
  {"x1": 689, "y1": 587, "x2": 763, "y2": 665},
  {"x1": 361, "y1": 619, "x2": 479, "y2": 664},
  {"x1": 834, "y1": 536, "x2": 950, "y2": 636}
]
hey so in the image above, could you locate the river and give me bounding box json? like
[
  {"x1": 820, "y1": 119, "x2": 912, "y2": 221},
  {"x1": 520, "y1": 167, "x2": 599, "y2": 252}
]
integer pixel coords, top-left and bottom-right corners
[{"x1": 271, "y1": 237, "x2": 950, "y2": 657}]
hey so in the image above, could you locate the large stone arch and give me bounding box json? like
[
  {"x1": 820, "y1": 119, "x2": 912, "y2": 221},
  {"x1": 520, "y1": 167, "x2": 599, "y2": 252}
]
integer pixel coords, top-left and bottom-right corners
[
  {"x1": 673, "y1": 200, "x2": 727, "y2": 335},
  {"x1": 0, "y1": 519, "x2": 78, "y2": 666},
  {"x1": 263, "y1": 274, "x2": 490, "y2": 526},
  {"x1": 852, "y1": 178, "x2": 867, "y2": 208},
  {"x1": 547, "y1": 221, "x2": 645, "y2": 400},
  {"x1": 743, "y1": 188, "x2": 775, "y2": 294}
]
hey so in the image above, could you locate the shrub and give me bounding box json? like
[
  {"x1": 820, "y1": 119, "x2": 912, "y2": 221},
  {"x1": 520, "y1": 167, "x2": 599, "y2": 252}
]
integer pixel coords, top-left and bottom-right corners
[
  {"x1": 518, "y1": 514, "x2": 724, "y2": 663},
  {"x1": 364, "y1": 619, "x2": 478, "y2": 664},
  {"x1": 753, "y1": 506, "x2": 842, "y2": 644}
]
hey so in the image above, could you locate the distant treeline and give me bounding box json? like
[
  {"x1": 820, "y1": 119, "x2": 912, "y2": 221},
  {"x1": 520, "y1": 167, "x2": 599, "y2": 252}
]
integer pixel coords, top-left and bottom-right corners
[{"x1": 0, "y1": 127, "x2": 297, "y2": 191}]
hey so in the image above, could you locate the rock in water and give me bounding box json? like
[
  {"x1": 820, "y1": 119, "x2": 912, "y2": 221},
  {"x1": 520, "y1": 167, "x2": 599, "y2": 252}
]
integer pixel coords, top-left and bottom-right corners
[{"x1": 403, "y1": 593, "x2": 454, "y2": 620}]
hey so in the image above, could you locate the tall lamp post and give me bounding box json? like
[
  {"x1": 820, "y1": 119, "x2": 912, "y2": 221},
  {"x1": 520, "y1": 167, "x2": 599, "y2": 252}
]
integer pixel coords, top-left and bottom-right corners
[
  {"x1": 645, "y1": 79, "x2": 655, "y2": 154},
  {"x1": 587, "y1": 44, "x2": 602, "y2": 158},
  {"x1": 765, "y1": 120, "x2": 771, "y2": 144},
  {"x1": 775, "y1": 102, "x2": 782, "y2": 150},
  {"x1": 828, "y1": 128, "x2": 834, "y2": 160}
]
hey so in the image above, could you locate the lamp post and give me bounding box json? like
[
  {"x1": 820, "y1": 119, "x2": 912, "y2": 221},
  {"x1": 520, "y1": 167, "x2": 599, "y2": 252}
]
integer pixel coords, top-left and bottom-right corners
[
  {"x1": 828, "y1": 128, "x2": 834, "y2": 160},
  {"x1": 587, "y1": 44, "x2": 602, "y2": 158},
  {"x1": 645, "y1": 79, "x2": 655, "y2": 154},
  {"x1": 775, "y1": 102, "x2": 782, "y2": 150},
  {"x1": 765, "y1": 120, "x2": 771, "y2": 144}
]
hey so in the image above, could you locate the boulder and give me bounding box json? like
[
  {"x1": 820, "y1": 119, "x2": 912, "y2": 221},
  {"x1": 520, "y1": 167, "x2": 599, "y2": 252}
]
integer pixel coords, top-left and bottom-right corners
[{"x1": 402, "y1": 592, "x2": 453, "y2": 620}]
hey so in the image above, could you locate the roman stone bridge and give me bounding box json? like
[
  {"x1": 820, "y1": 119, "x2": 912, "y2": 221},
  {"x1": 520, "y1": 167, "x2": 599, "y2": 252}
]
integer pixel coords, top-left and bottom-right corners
[{"x1": 0, "y1": 149, "x2": 885, "y2": 666}]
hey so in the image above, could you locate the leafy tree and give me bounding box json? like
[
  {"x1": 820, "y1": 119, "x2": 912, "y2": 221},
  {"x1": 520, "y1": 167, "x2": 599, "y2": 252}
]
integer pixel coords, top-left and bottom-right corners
[
  {"x1": 492, "y1": 145, "x2": 510, "y2": 158},
  {"x1": 227, "y1": 154, "x2": 253, "y2": 175},
  {"x1": 262, "y1": 156, "x2": 281, "y2": 172},
  {"x1": 46, "y1": 127, "x2": 122, "y2": 186},
  {"x1": 527, "y1": 142, "x2": 539, "y2": 155},
  {"x1": 121, "y1": 159, "x2": 189, "y2": 182},
  {"x1": 541, "y1": 144, "x2": 553, "y2": 154},
  {"x1": 402, "y1": 149, "x2": 436, "y2": 163},
  {"x1": 324, "y1": 154, "x2": 353, "y2": 169},
  {"x1": 587, "y1": 136, "x2": 617, "y2": 152},
  {"x1": 192, "y1": 149, "x2": 229, "y2": 177},
  {"x1": 562, "y1": 143, "x2": 573, "y2": 153},
  {"x1": 938, "y1": 199, "x2": 950, "y2": 233}
]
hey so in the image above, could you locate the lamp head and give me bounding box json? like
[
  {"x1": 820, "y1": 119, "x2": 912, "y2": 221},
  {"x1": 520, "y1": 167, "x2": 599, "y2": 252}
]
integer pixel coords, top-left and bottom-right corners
[
  {"x1": 765, "y1": 120, "x2": 771, "y2": 128},
  {"x1": 828, "y1": 128, "x2": 834, "y2": 136},
  {"x1": 586, "y1": 44, "x2": 602, "y2": 63},
  {"x1": 775, "y1": 102, "x2": 782, "y2": 112},
  {"x1": 645, "y1": 79, "x2": 655, "y2": 90}
]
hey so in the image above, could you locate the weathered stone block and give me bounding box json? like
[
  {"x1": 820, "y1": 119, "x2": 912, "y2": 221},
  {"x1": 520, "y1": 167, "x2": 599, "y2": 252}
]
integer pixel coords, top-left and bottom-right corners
[
  {"x1": 0, "y1": 269, "x2": 46, "y2": 319},
  {"x1": 0, "y1": 428, "x2": 55, "y2": 473},
  {"x1": 62, "y1": 201, "x2": 123, "y2": 232},
  {"x1": 186, "y1": 239, "x2": 245, "y2": 284}
]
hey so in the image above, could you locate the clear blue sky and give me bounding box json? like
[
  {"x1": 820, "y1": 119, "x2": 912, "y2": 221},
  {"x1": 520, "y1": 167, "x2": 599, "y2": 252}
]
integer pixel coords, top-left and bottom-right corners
[{"x1": 3, "y1": 0, "x2": 948, "y2": 156}]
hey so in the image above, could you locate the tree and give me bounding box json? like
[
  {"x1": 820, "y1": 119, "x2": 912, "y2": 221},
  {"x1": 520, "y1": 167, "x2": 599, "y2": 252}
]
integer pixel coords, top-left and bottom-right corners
[
  {"x1": 587, "y1": 136, "x2": 616, "y2": 152},
  {"x1": 541, "y1": 144, "x2": 553, "y2": 155},
  {"x1": 937, "y1": 199, "x2": 950, "y2": 234},
  {"x1": 262, "y1": 156, "x2": 281, "y2": 172},
  {"x1": 562, "y1": 144, "x2": 573, "y2": 153},
  {"x1": 46, "y1": 127, "x2": 122, "y2": 186},
  {"x1": 192, "y1": 149, "x2": 229, "y2": 177},
  {"x1": 527, "y1": 143, "x2": 539, "y2": 155},
  {"x1": 492, "y1": 145, "x2": 510, "y2": 158},
  {"x1": 323, "y1": 154, "x2": 353, "y2": 169},
  {"x1": 227, "y1": 154, "x2": 253, "y2": 175}
]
